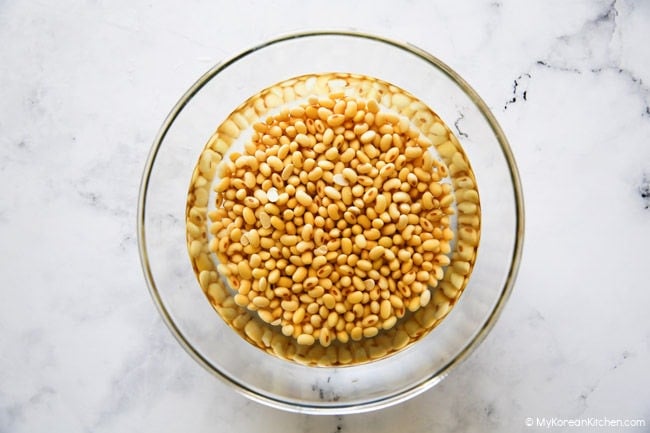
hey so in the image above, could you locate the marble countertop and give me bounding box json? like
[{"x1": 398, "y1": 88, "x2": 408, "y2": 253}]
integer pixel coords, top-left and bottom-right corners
[{"x1": 1, "y1": 0, "x2": 649, "y2": 431}]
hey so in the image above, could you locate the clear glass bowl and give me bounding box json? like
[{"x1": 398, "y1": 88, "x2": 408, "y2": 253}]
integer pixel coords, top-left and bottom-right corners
[{"x1": 137, "y1": 30, "x2": 524, "y2": 414}]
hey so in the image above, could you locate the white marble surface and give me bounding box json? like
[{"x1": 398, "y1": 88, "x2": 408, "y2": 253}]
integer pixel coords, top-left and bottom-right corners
[{"x1": 1, "y1": 0, "x2": 649, "y2": 431}]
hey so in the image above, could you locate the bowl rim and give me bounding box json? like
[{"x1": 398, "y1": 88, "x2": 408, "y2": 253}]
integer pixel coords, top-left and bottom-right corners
[{"x1": 137, "y1": 29, "x2": 525, "y2": 414}]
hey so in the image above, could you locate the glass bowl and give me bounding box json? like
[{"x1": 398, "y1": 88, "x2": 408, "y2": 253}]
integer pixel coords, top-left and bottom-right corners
[{"x1": 137, "y1": 30, "x2": 524, "y2": 414}]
